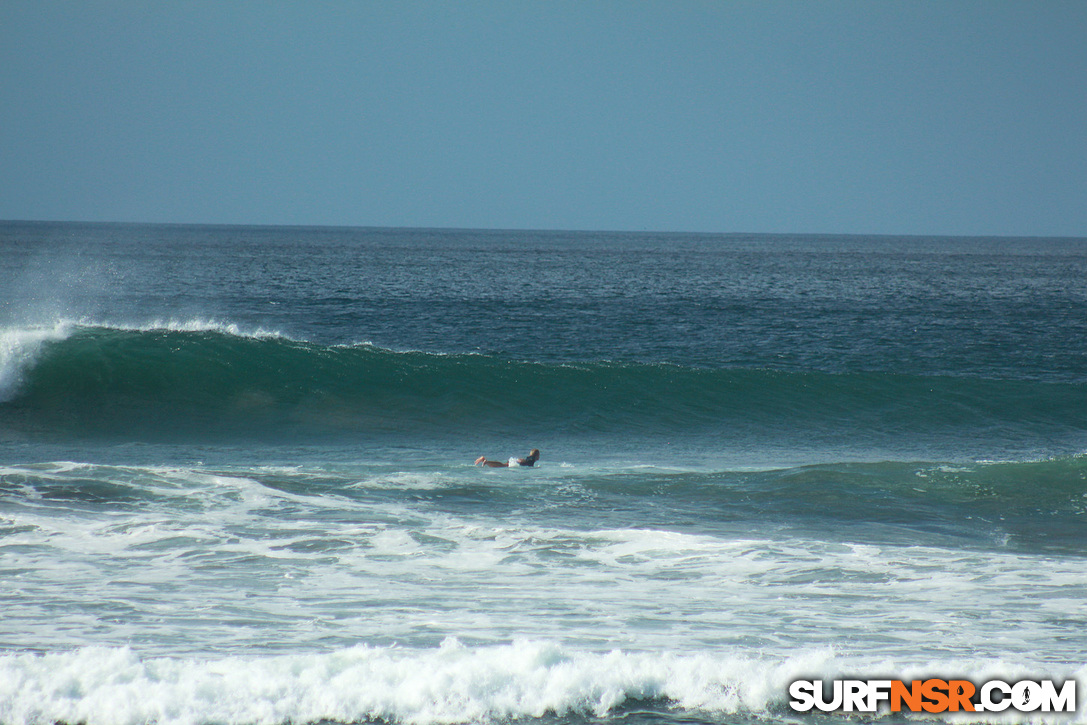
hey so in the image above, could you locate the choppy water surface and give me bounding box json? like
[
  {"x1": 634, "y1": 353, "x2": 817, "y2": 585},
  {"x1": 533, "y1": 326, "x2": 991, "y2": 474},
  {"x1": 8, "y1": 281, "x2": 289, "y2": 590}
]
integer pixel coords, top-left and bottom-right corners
[{"x1": 1, "y1": 223, "x2": 1085, "y2": 725}]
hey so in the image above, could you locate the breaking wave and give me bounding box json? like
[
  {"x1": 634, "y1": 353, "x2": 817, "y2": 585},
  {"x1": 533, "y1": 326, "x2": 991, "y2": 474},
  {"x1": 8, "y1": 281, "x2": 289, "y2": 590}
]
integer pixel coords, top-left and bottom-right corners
[
  {"x1": 1, "y1": 640, "x2": 1082, "y2": 725},
  {"x1": 1, "y1": 322, "x2": 1085, "y2": 448}
]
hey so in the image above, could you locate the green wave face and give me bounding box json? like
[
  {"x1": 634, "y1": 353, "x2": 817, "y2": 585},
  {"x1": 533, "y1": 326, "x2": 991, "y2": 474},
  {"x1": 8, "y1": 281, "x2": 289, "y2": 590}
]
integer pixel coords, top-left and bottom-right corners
[{"x1": 2, "y1": 324, "x2": 1086, "y2": 453}]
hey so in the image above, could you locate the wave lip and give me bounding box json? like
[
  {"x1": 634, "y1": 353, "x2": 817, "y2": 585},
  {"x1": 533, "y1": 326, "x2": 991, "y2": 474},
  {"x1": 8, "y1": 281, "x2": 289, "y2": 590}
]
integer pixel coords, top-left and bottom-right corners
[{"x1": 82, "y1": 317, "x2": 290, "y2": 339}]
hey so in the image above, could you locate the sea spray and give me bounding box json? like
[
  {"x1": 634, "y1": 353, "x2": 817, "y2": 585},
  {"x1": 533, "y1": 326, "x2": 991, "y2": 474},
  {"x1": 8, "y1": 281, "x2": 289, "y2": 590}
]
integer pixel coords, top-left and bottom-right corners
[{"x1": 0, "y1": 323, "x2": 72, "y2": 402}]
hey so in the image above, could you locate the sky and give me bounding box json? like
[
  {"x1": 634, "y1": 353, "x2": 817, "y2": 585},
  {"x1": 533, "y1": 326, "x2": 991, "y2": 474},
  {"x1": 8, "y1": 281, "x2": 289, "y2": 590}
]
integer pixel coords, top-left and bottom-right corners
[{"x1": 1, "y1": 1, "x2": 1085, "y2": 236}]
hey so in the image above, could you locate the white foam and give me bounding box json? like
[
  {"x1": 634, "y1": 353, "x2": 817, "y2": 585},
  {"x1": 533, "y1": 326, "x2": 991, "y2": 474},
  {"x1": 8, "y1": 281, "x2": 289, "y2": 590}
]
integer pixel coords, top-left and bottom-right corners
[
  {"x1": 347, "y1": 471, "x2": 453, "y2": 491},
  {"x1": 5, "y1": 461, "x2": 1087, "y2": 693},
  {"x1": 0, "y1": 641, "x2": 833, "y2": 725},
  {"x1": 2, "y1": 643, "x2": 1082, "y2": 725}
]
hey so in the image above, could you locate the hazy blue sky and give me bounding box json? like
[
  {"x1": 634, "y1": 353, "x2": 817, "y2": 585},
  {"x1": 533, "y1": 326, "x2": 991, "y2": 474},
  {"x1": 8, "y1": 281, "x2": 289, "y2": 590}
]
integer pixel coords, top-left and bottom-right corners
[{"x1": 2, "y1": 1, "x2": 1085, "y2": 235}]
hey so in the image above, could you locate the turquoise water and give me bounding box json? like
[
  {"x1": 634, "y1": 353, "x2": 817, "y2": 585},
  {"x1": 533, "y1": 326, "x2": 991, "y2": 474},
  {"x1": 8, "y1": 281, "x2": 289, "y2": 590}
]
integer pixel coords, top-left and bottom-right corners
[{"x1": 1, "y1": 223, "x2": 1085, "y2": 724}]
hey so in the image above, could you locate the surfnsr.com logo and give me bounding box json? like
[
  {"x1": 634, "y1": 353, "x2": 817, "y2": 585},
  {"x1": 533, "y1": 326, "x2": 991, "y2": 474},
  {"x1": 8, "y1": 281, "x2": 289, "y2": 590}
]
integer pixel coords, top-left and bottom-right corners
[{"x1": 789, "y1": 678, "x2": 1077, "y2": 714}]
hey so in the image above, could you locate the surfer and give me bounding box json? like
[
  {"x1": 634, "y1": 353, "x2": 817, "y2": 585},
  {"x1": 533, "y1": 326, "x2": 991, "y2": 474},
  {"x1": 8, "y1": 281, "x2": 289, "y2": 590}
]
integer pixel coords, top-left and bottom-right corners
[{"x1": 475, "y1": 449, "x2": 540, "y2": 467}]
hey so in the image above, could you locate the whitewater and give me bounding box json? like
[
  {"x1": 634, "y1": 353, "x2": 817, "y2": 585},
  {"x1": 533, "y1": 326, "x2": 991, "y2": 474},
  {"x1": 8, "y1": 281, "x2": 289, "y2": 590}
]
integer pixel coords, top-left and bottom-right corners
[{"x1": 1, "y1": 222, "x2": 1086, "y2": 725}]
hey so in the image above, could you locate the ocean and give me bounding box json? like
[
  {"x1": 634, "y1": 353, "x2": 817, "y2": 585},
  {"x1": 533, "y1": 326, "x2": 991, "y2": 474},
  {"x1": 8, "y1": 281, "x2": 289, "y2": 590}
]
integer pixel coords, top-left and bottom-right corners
[{"x1": 1, "y1": 221, "x2": 1085, "y2": 725}]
